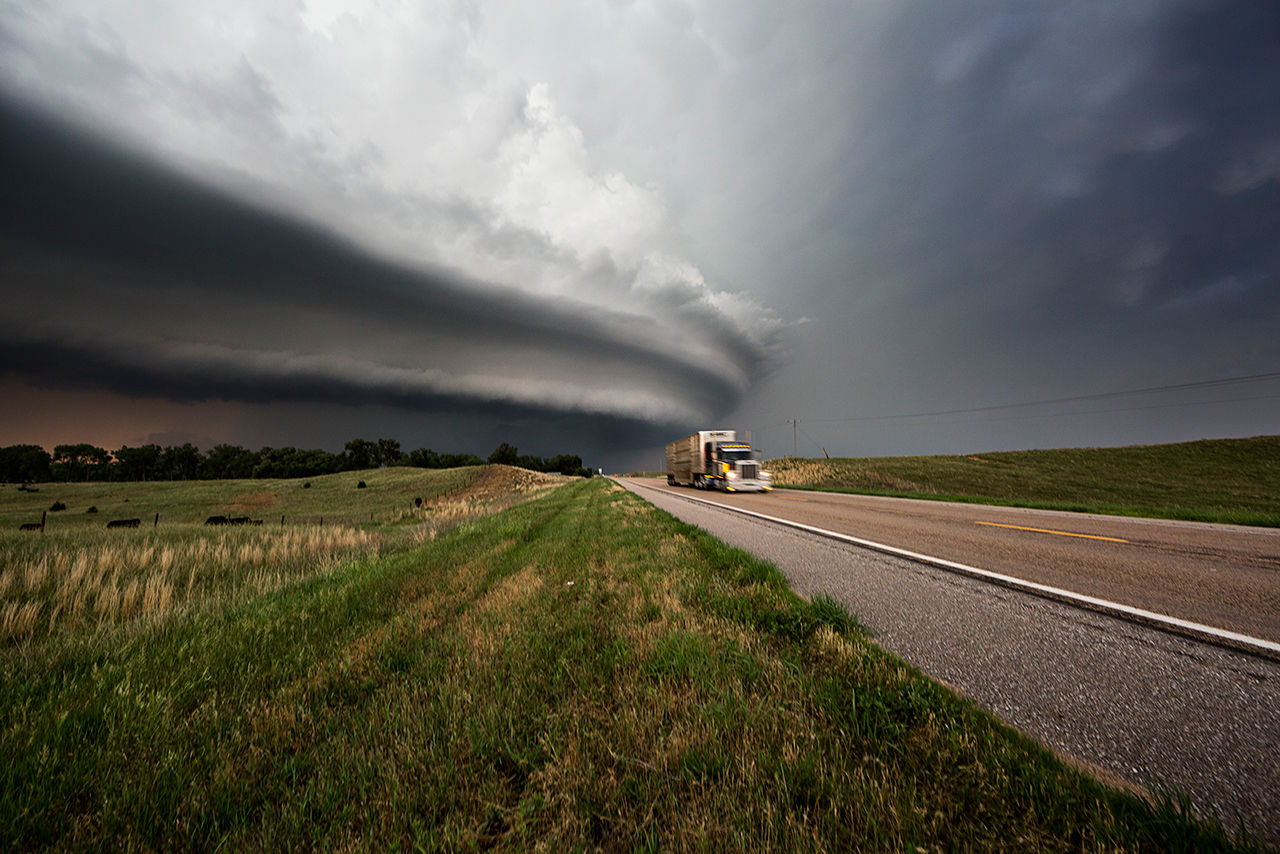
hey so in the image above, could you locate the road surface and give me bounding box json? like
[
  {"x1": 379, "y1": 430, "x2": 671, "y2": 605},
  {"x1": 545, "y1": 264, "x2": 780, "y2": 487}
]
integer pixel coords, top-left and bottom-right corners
[
  {"x1": 616, "y1": 478, "x2": 1280, "y2": 846},
  {"x1": 639, "y1": 481, "x2": 1280, "y2": 645}
]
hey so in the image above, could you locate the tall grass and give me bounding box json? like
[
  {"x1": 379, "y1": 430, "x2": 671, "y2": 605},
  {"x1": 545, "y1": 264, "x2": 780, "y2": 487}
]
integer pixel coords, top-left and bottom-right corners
[{"x1": 0, "y1": 525, "x2": 377, "y2": 642}]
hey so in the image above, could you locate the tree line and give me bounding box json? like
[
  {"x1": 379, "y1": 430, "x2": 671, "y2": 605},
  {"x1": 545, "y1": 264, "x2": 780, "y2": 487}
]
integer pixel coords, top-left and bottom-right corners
[{"x1": 0, "y1": 439, "x2": 594, "y2": 483}]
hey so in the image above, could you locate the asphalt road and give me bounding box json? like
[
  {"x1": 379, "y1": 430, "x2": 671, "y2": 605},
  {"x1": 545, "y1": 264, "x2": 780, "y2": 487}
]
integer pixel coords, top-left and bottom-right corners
[
  {"x1": 616, "y1": 478, "x2": 1280, "y2": 847},
  {"x1": 641, "y1": 481, "x2": 1280, "y2": 645}
]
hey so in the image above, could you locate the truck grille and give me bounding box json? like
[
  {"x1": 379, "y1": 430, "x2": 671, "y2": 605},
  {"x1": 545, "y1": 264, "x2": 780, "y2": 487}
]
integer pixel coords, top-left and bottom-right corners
[{"x1": 740, "y1": 462, "x2": 759, "y2": 480}]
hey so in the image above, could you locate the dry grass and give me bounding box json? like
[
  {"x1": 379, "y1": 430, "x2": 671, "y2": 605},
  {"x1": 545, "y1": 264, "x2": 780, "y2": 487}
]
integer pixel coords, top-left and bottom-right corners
[
  {"x1": 0, "y1": 466, "x2": 575, "y2": 646},
  {"x1": 402, "y1": 468, "x2": 569, "y2": 545},
  {"x1": 0, "y1": 526, "x2": 378, "y2": 643},
  {"x1": 769, "y1": 458, "x2": 922, "y2": 492}
]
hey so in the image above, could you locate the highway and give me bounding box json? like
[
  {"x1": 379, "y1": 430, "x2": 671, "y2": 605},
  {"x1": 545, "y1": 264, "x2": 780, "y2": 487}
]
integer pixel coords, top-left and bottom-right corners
[
  {"x1": 616, "y1": 478, "x2": 1280, "y2": 846},
  {"x1": 638, "y1": 481, "x2": 1280, "y2": 645}
]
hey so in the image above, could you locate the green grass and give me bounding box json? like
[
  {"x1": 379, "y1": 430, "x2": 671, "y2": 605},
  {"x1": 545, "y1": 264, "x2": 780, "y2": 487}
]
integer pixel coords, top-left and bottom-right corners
[
  {"x1": 768, "y1": 435, "x2": 1280, "y2": 526},
  {"x1": 0, "y1": 476, "x2": 1258, "y2": 850},
  {"x1": 0, "y1": 464, "x2": 488, "y2": 531}
]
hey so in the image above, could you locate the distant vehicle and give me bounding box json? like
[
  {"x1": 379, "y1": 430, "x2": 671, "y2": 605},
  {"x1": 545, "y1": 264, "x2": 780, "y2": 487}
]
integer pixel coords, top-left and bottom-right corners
[{"x1": 666, "y1": 430, "x2": 771, "y2": 493}]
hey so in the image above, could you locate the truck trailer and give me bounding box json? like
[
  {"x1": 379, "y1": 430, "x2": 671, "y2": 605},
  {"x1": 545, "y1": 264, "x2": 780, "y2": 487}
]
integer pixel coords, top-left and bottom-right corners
[{"x1": 666, "y1": 430, "x2": 772, "y2": 492}]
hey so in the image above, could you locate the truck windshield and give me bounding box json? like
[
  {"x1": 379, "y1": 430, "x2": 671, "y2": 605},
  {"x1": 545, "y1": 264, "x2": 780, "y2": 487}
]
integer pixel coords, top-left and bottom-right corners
[{"x1": 719, "y1": 448, "x2": 758, "y2": 461}]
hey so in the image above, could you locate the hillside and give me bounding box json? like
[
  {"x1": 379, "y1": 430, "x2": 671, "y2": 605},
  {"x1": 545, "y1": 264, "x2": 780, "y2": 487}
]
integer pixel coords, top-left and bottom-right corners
[{"x1": 767, "y1": 435, "x2": 1280, "y2": 526}]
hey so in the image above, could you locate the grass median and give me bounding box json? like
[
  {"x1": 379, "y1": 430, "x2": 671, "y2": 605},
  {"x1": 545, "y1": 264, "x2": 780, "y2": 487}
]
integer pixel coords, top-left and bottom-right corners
[{"x1": 0, "y1": 476, "x2": 1254, "y2": 850}]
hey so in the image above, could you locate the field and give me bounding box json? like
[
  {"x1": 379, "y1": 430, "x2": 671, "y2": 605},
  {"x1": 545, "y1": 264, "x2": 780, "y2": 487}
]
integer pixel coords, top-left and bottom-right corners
[
  {"x1": 0, "y1": 470, "x2": 1255, "y2": 850},
  {"x1": 0, "y1": 465, "x2": 561, "y2": 643},
  {"x1": 767, "y1": 435, "x2": 1280, "y2": 527}
]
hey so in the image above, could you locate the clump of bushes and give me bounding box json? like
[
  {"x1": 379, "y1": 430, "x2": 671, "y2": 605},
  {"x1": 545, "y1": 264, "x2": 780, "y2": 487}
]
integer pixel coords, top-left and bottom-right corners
[
  {"x1": 87, "y1": 506, "x2": 98, "y2": 514},
  {"x1": 49, "y1": 501, "x2": 66, "y2": 512},
  {"x1": 356, "y1": 481, "x2": 367, "y2": 489}
]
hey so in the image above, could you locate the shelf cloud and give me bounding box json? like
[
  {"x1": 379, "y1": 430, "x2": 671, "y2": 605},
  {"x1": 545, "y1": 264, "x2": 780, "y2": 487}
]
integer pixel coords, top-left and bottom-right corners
[{"x1": 0, "y1": 89, "x2": 785, "y2": 445}]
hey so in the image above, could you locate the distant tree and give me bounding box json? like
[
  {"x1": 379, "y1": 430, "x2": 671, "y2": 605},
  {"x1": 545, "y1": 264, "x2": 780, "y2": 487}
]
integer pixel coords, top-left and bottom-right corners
[
  {"x1": 202, "y1": 444, "x2": 259, "y2": 480},
  {"x1": 546, "y1": 454, "x2": 585, "y2": 476},
  {"x1": 159, "y1": 443, "x2": 202, "y2": 481},
  {"x1": 439, "y1": 453, "x2": 485, "y2": 468},
  {"x1": 253, "y1": 447, "x2": 342, "y2": 479},
  {"x1": 512, "y1": 453, "x2": 535, "y2": 470},
  {"x1": 113, "y1": 444, "x2": 162, "y2": 481},
  {"x1": 488, "y1": 443, "x2": 519, "y2": 466},
  {"x1": 52, "y1": 444, "x2": 110, "y2": 481},
  {"x1": 0, "y1": 445, "x2": 52, "y2": 483},
  {"x1": 375, "y1": 438, "x2": 403, "y2": 468},
  {"x1": 13, "y1": 436, "x2": 568, "y2": 480},
  {"x1": 406, "y1": 447, "x2": 441, "y2": 469},
  {"x1": 343, "y1": 438, "x2": 376, "y2": 470}
]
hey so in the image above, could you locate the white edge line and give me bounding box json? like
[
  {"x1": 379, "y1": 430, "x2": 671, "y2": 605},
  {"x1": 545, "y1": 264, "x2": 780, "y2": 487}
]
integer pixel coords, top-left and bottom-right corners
[{"x1": 621, "y1": 479, "x2": 1280, "y2": 660}]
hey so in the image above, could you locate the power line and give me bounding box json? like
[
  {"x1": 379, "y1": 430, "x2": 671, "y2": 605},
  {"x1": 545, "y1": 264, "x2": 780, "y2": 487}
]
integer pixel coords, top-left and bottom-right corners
[
  {"x1": 803, "y1": 370, "x2": 1280, "y2": 424},
  {"x1": 900, "y1": 391, "x2": 1280, "y2": 427}
]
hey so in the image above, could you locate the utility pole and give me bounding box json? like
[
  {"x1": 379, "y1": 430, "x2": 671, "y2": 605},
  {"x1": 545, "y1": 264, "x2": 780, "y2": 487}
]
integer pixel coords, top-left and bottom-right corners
[{"x1": 787, "y1": 419, "x2": 798, "y2": 457}]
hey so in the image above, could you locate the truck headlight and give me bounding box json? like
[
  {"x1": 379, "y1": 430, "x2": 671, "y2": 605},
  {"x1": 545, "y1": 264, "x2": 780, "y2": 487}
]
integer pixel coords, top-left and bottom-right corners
[{"x1": 726, "y1": 470, "x2": 739, "y2": 479}]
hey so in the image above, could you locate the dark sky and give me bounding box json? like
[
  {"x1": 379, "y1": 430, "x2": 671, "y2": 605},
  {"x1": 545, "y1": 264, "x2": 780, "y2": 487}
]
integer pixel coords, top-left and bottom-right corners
[{"x1": 2, "y1": 1, "x2": 1278, "y2": 470}]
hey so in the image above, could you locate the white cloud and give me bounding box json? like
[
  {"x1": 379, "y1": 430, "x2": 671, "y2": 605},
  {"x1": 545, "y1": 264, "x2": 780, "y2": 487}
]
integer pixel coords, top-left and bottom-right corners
[{"x1": 496, "y1": 83, "x2": 667, "y2": 272}]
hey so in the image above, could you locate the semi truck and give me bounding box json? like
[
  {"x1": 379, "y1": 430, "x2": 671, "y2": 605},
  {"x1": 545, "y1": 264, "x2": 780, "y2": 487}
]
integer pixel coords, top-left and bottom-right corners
[{"x1": 666, "y1": 430, "x2": 772, "y2": 492}]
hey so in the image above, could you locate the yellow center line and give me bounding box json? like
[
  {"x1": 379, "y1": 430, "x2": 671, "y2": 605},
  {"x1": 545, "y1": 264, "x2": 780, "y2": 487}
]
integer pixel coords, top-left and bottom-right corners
[{"x1": 975, "y1": 520, "x2": 1129, "y2": 543}]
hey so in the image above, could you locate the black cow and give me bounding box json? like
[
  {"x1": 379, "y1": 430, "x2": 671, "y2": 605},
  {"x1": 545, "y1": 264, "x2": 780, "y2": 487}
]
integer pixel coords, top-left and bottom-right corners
[{"x1": 107, "y1": 518, "x2": 141, "y2": 529}]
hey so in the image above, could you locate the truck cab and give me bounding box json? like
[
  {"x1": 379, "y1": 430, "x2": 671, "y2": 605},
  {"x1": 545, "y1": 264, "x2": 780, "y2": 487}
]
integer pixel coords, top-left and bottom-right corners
[
  {"x1": 667, "y1": 429, "x2": 772, "y2": 492},
  {"x1": 702, "y1": 439, "x2": 771, "y2": 492}
]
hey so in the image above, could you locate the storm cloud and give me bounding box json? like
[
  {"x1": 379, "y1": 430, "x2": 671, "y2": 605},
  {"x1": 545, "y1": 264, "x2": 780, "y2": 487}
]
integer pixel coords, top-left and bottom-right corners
[
  {"x1": 1, "y1": 0, "x2": 1278, "y2": 467},
  {"x1": 0, "y1": 89, "x2": 779, "y2": 441},
  {"x1": 713, "y1": 1, "x2": 1280, "y2": 455}
]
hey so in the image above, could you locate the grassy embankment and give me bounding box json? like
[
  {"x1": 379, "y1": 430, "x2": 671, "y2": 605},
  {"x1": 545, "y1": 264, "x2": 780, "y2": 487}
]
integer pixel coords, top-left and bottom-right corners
[
  {"x1": 1, "y1": 470, "x2": 1254, "y2": 850},
  {"x1": 768, "y1": 435, "x2": 1280, "y2": 527}
]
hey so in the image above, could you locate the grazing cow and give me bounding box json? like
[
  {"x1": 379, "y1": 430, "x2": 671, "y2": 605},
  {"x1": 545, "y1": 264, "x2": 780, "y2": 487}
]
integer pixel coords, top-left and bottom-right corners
[
  {"x1": 107, "y1": 518, "x2": 141, "y2": 529},
  {"x1": 228, "y1": 516, "x2": 251, "y2": 525},
  {"x1": 205, "y1": 515, "x2": 229, "y2": 525},
  {"x1": 19, "y1": 522, "x2": 42, "y2": 531}
]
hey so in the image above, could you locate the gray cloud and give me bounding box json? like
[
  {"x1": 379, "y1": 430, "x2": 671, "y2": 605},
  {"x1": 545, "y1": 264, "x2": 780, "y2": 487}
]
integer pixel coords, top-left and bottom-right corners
[
  {"x1": 0, "y1": 90, "x2": 769, "y2": 438},
  {"x1": 715, "y1": 0, "x2": 1280, "y2": 455}
]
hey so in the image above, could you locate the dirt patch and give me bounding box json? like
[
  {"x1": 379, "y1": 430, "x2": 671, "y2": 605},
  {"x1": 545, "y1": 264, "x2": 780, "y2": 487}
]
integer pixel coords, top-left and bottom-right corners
[
  {"x1": 232, "y1": 491, "x2": 281, "y2": 511},
  {"x1": 472, "y1": 465, "x2": 571, "y2": 497}
]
